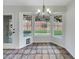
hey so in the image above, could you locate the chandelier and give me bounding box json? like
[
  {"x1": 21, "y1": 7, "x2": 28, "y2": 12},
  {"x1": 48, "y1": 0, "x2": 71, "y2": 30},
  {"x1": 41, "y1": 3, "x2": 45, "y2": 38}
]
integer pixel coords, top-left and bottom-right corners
[{"x1": 36, "y1": 0, "x2": 51, "y2": 16}]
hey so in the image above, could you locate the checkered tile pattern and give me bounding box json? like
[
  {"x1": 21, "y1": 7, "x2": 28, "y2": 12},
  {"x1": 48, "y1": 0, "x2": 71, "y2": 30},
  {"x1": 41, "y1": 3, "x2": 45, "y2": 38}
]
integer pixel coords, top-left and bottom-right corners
[{"x1": 3, "y1": 43, "x2": 74, "y2": 59}]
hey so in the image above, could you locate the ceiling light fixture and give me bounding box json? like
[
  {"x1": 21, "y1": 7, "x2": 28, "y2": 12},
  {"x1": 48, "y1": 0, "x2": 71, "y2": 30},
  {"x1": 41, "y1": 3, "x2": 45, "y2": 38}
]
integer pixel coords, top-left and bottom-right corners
[{"x1": 36, "y1": 0, "x2": 51, "y2": 16}]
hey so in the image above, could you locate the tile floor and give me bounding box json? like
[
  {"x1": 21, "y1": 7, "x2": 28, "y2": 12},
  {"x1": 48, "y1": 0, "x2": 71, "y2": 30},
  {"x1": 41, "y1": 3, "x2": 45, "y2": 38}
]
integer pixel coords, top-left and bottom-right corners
[{"x1": 3, "y1": 43, "x2": 74, "y2": 59}]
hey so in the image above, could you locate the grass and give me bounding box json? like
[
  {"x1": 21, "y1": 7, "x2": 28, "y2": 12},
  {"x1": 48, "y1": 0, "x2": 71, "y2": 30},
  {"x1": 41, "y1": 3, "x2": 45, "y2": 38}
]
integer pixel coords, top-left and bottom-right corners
[
  {"x1": 54, "y1": 30, "x2": 63, "y2": 35},
  {"x1": 35, "y1": 30, "x2": 49, "y2": 33},
  {"x1": 23, "y1": 30, "x2": 63, "y2": 35}
]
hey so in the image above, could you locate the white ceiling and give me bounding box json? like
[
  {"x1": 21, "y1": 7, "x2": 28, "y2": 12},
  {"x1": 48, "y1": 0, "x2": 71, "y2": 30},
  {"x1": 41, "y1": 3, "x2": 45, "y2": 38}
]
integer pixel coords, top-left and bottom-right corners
[{"x1": 3, "y1": 0, "x2": 72, "y2": 6}]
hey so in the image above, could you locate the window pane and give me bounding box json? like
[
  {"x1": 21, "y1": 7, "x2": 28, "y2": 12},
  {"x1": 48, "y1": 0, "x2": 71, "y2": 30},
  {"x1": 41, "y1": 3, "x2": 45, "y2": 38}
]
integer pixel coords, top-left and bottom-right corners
[
  {"x1": 54, "y1": 23, "x2": 63, "y2": 35},
  {"x1": 53, "y1": 15, "x2": 63, "y2": 38},
  {"x1": 34, "y1": 16, "x2": 50, "y2": 35},
  {"x1": 23, "y1": 15, "x2": 32, "y2": 37}
]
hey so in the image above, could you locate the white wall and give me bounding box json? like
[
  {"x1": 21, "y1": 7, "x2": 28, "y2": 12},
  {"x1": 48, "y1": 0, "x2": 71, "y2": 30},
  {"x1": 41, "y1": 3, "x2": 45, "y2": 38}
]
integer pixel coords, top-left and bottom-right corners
[
  {"x1": 33, "y1": 35, "x2": 52, "y2": 43},
  {"x1": 65, "y1": 0, "x2": 75, "y2": 57},
  {"x1": 51, "y1": 37, "x2": 65, "y2": 47}
]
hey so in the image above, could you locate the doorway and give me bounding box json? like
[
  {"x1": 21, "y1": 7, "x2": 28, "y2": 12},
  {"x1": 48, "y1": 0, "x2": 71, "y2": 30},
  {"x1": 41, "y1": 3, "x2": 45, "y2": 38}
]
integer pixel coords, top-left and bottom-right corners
[{"x1": 3, "y1": 13, "x2": 15, "y2": 49}]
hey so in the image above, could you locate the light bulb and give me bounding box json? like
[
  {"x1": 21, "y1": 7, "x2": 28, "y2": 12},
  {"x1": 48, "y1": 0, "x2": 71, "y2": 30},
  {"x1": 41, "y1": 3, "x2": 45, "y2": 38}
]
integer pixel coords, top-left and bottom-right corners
[
  {"x1": 48, "y1": 10, "x2": 51, "y2": 13},
  {"x1": 37, "y1": 9, "x2": 41, "y2": 13},
  {"x1": 25, "y1": 20, "x2": 28, "y2": 23},
  {"x1": 47, "y1": 8, "x2": 51, "y2": 13},
  {"x1": 47, "y1": 8, "x2": 50, "y2": 12}
]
